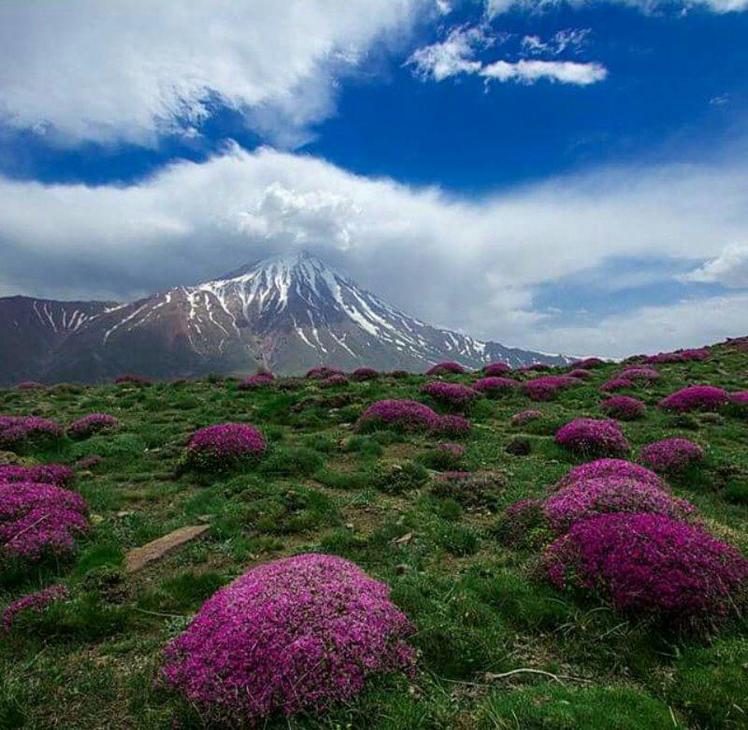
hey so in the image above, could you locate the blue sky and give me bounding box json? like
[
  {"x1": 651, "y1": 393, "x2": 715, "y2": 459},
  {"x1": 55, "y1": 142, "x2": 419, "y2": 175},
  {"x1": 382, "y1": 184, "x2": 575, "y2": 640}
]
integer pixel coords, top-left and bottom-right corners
[{"x1": 1, "y1": 0, "x2": 747, "y2": 356}]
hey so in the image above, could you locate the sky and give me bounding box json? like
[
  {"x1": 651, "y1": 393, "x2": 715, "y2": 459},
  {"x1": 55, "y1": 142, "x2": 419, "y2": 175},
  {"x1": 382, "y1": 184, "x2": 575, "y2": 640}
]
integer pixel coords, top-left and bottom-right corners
[{"x1": 1, "y1": 0, "x2": 747, "y2": 357}]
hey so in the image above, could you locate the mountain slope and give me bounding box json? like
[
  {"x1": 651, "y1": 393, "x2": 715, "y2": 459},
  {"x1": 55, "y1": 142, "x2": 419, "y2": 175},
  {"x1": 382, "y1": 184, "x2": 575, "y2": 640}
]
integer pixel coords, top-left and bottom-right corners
[{"x1": 0, "y1": 253, "x2": 570, "y2": 383}]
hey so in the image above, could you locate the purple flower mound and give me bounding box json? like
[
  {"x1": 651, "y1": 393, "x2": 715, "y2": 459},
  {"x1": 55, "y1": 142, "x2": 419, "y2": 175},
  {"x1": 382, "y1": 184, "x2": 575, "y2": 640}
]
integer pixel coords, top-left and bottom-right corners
[
  {"x1": 644, "y1": 348, "x2": 710, "y2": 364},
  {"x1": 186, "y1": 423, "x2": 267, "y2": 471},
  {"x1": 238, "y1": 373, "x2": 275, "y2": 390},
  {"x1": 0, "y1": 464, "x2": 75, "y2": 489},
  {"x1": 2, "y1": 585, "x2": 69, "y2": 633},
  {"x1": 305, "y1": 366, "x2": 343, "y2": 380},
  {"x1": 527, "y1": 363, "x2": 552, "y2": 372},
  {"x1": 321, "y1": 374, "x2": 349, "y2": 387},
  {"x1": 511, "y1": 409, "x2": 543, "y2": 426},
  {"x1": 639, "y1": 438, "x2": 705, "y2": 474},
  {"x1": 601, "y1": 396, "x2": 646, "y2": 421},
  {"x1": 599, "y1": 377, "x2": 633, "y2": 393},
  {"x1": 67, "y1": 413, "x2": 119, "y2": 440},
  {"x1": 554, "y1": 459, "x2": 665, "y2": 493},
  {"x1": 573, "y1": 357, "x2": 605, "y2": 369},
  {"x1": 426, "y1": 361, "x2": 466, "y2": 376},
  {"x1": 0, "y1": 416, "x2": 63, "y2": 450},
  {"x1": 436, "y1": 414, "x2": 471, "y2": 436},
  {"x1": 618, "y1": 366, "x2": 660, "y2": 381},
  {"x1": 568, "y1": 369, "x2": 593, "y2": 379},
  {"x1": 523, "y1": 376, "x2": 577, "y2": 402},
  {"x1": 114, "y1": 374, "x2": 151, "y2": 385},
  {"x1": 473, "y1": 377, "x2": 518, "y2": 396},
  {"x1": 0, "y1": 482, "x2": 89, "y2": 562},
  {"x1": 17, "y1": 381, "x2": 45, "y2": 390},
  {"x1": 358, "y1": 399, "x2": 440, "y2": 432},
  {"x1": 543, "y1": 477, "x2": 694, "y2": 534},
  {"x1": 351, "y1": 368, "x2": 379, "y2": 381},
  {"x1": 420, "y1": 381, "x2": 481, "y2": 410},
  {"x1": 555, "y1": 418, "x2": 630, "y2": 458},
  {"x1": 162, "y1": 554, "x2": 415, "y2": 723},
  {"x1": 544, "y1": 513, "x2": 748, "y2": 622},
  {"x1": 659, "y1": 385, "x2": 729, "y2": 412},
  {"x1": 483, "y1": 362, "x2": 512, "y2": 376}
]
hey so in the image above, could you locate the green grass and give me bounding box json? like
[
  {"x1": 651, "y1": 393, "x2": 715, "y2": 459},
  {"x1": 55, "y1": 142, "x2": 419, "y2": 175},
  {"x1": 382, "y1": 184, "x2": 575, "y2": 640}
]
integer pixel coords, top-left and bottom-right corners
[{"x1": 1, "y1": 345, "x2": 747, "y2": 728}]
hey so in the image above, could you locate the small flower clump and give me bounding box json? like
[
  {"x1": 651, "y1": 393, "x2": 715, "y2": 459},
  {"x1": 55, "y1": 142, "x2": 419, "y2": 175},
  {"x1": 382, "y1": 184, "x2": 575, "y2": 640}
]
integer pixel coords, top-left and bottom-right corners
[
  {"x1": 184, "y1": 423, "x2": 267, "y2": 472},
  {"x1": 0, "y1": 416, "x2": 63, "y2": 450},
  {"x1": 435, "y1": 414, "x2": 471, "y2": 436},
  {"x1": 573, "y1": 357, "x2": 605, "y2": 369},
  {"x1": 599, "y1": 377, "x2": 634, "y2": 393},
  {"x1": 523, "y1": 376, "x2": 577, "y2": 402},
  {"x1": 555, "y1": 418, "x2": 630, "y2": 458},
  {"x1": 482, "y1": 362, "x2": 512, "y2": 376},
  {"x1": 511, "y1": 409, "x2": 543, "y2": 426},
  {"x1": 321, "y1": 374, "x2": 349, "y2": 387},
  {"x1": 2, "y1": 584, "x2": 69, "y2": 633},
  {"x1": 543, "y1": 513, "x2": 747, "y2": 624},
  {"x1": 659, "y1": 385, "x2": 729, "y2": 413},
  {"x1": 351, "y1": 368, "x2": 379, "y2": 381},
  {"x1": 17, "y1": 381, "x2": 45, "y2": 390},
  {"x1": 0, "y1": 464, "x2": 75, "y2": 489},
  {"x1": 67, "y1": 413, "x2": 119, "y2": 440},
  {"x1": 306, "y1": 366, "x2": 343, "y2": 380},
  {"x1": 639, "y1": 437, "x2": 705, "y2": 474},
  {"x1": 0, "y1": 482, "x2": 89, "y2": 563},
  {"x1": 161, "y1": 554, "x2": 415, "y2": 724},
  {"x1": 567, "y1": 369, "x2": 593, "y2": 379},
  {"x1": 601, "y1": 395, "x2": 646, "y2": 421},
  {"x1": 114, "y1": 374, "x2": 152, "y2": 385},
  {"x1": 473, "y1": 377, "x2": 518, "y2": 397},
  {"x1": 420, "y1": 381, "x2": 481, "y2": 410},
  {"x1": 618, "y1": 366, "x2": 660, "y2": 381},
  {"x1": 426, "y1": 361, "x2": 466, "y2": 376},
  {"x1": 238, "y1": 373, "x2": 275, "y2": 390}
]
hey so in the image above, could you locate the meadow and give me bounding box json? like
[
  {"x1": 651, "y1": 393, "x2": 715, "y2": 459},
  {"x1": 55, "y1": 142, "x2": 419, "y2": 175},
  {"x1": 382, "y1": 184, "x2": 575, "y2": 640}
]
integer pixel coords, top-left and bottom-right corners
[{"x1": 1, "y1": 343, "x2": 747, "y2": 729}]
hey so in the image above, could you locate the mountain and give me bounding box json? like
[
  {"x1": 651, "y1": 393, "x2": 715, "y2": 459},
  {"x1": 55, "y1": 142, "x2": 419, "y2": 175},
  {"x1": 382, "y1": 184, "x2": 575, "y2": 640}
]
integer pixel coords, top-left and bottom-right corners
[{"x1": 0, "y1": 252, "x2": 571, "y2": 384}]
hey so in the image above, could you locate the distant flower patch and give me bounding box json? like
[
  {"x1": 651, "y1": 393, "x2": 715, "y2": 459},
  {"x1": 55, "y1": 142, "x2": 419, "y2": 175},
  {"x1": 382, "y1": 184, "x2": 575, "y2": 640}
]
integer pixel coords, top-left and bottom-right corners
[
  {"x1": 321, "y1": 374, "x2": 349, "y2": 387},
  {"x1": 0, "y1": 464, "x2": 74, "y2": 489},
  {"x1": 554, "y1": 458, "x2": 665, "y2": 493},
  {"x1": 618, "y1": 366, "x2": 659, "y2": 381},
  {"x1": 16, "y1": 381, "x2": 45, "y2": 391},
  {"x1": 599, "y1": 378, "x2": 633, "y2": 393},
  {"x1": 238, "y1": 373, "x2": 275, "y2": 390},
  {"x1": 426, "y1": 361, "x2": 466, "y2": 376},
  {"x1": 482, "y1": 362, "x2": 512, "y2": 376},
  {"x1": 573, "y1": 357, "x2": 605, "y2": 369},
  {"x1": 162, "y1": 554, "x2": 415, "y2": 723},
  {"x1": 555, "y1": 418, "x2": 630, "y2": 458},
  {"x1": 659, "y1": 385, "x2": 728, "y2": 413},
  {"x1": 67, "y1": 413, "x2": 119, "y2": 440},
  {"x1": 523, "y1": 376, "x2": 577, "y2": 402},
  {"x1": 0, "y1": 416, "x2": 63, "y2": 451},
  {"x1": 351, "y1": 368, "x2": 379, "y2": 381},
  {"x1": 0, "y1": 482, "x2": 89, "y2": 563},
  {"x1": 644, "y1": 348, "x2": 710, "y2": 364},
  {"x1": 305, "y1": 366, "x2": 343, "y2": 380},
  {"x1": 601, "y1": 396, "x2": 646, "y2": 421},
  {"x1": 567, "y1": 369, "x2": 593, "y2": 379},
  {"x1": 114, "y1": 374, "x2": 152, "y2": 386},
  {"x1": 544, "y1": 513, "x2": 747, "y2": 623},
  {"x1": 435, "y1": 414, "x2": 471, "y2": 437},
  {"x1": 2, "y1": 584, "x2": 69, "y2": 633},
  {"x1": 527, "y1": 363, "x2": 552, "y2": 372},
  {"x1": 473, "y1": 377, "x2": 518, "y2": 397},
  {"x1": 420, "y1": 381, "x2": 481, "y2": 410},
  {"x1": 184, "y1": 423, "x2": 266, "y2": 472},
  {"x1": 358, "y1": 399, "x2": 440, "y2": 432},
  {"x1": 639, "y1": 437, "x2": 705, "y2": 474},
  {"x1": 511, "y1": 409, "x2": 543, "y2": 426}
]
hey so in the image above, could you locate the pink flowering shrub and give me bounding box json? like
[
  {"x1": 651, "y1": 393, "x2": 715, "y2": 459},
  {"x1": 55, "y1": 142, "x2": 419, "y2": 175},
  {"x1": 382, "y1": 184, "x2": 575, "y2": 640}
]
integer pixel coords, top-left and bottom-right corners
[
  {"x1": 555, "y1": 418, "x2": 630, "y2": 458},
  {"x1": 659, "y1": 385, "x2": 729, "y2": 412},
  {"x1": 511, "y1": 409, "x2": 543, "y2": 426},
  {"x1": 568, "y1": 369, "x2": 593, "y2": 379},
  {"x1": 114, "y1": 374, "x2": 151, "y2": 385},
  {"x1": 2, "y1": 585, "x2": 69, "y2": 633},
  {"x1": 0, "y1": 482, "x2": 89, "y2": 563},
  {"x1": 357, "y1": 399, "x2": 440, "y2": 433},
  {"x1": 554, "y1": 458, "x2": 665, "y2": 492},
  {"x1": 473, "y1": 377, "x2": 518, "y2": 397},
  {"x1": 0, "y1": 463, "x2": 75, "y2": 489},
  {"x1": 162, "y1": 554, "x2": 415, "y2": 723},
  {"x1": 420, "y1": 381, "x2": 481, "y2": 410},
  {"x1": 543, "y1": 477, "x2": 694, "y2": 533},
  {"x1": 618, "y1": 366, "x2": 659, "y2": 381},
  {"x1": 644, "y1": 348, "x2": 710, "y2": 364},
  {"x1": 426, "y1": 361, "x2": 466, "y2": 376},
  {"x1": 306, "y1": 366, "x2": 343, "y2": 380},
  {"x1": 321, "y1": 374, "x2": 349, "y2": 387},
  {"x1": 238, "y1": 373, "x2": 275, "y2": 390},
  {"x1": 67, "y1": 413, "x2": 119, "y2": 440},
  {"x1": 543, "y1": 513, "x2": 748, "y2": 623},
  {"x1": 639, "y1": 437, "x2": 705, "y2": 474},
  {"x1": 17, "y1": 381, "x2": 45, "y2": 390},
  {"x1": 435, "y1": 414, "x2": 471, "y2": 437},
  {"x1": 482, "y1": 362, "x2": 511, "y2": 376},
  {"x1": 0, "y1": 416, "x2": 63, "y2": 451},
  {"x1": 523, "y1": 376, "x2": 577, "y2": 402},
  {"x1": 351, "y1": 368, "x2": 379, "y2": 381},
  {"x1": 599, "y1": 377, "x2": 633, "y2": 393},
  {"x1": 574, "y1": 357, "x2": 605, "y2": 369},
  {"x1": 601, "y1": 395, "x2": 646, "y2": 421},
  {"x1": 727, "y1": 391, "x2": 748, "y2": 416},
  {"x1": 184, "y1": 423, "x2": 267, "y2": 472}
]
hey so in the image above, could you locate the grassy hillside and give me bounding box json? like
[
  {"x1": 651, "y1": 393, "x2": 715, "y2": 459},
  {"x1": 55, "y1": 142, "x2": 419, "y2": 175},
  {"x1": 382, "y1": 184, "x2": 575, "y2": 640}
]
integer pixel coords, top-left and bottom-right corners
[{"x1": 1, "y1": 343, "x2": 747, "y2": 729}]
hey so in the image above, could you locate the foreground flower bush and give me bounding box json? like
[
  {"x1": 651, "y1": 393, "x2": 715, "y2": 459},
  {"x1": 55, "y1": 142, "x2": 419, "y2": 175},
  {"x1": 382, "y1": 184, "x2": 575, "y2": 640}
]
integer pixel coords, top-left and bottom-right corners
[
  {"x1": 544, "y1": 513, "x2": 748, "y2": 623},
  {"x1": 0, "y1": 416, "x2": 63, "y2": 451},
  {"x1": 554, "y1": 458, "x2": 665, "y2": 492},
  {"x1": 473, "y1": 376, "x2": 518, "y2": 397},
  {"x1": 543, "y1": 477, "x2": 694, "y2": 533},
  {"x1": 420, "y1": 381, "x2": 481, "y2": 410},
  {"x1": 2, "y1": 585, "x2": 69, "y2": 633},
  {"x1": 67, "y1": 413, "x2": 119, "y2": 440},
  {"x1": 357, "y1": 399, "x2": 440, "y2": 432},
  {"x1": 0, "y1": 482, "x2": 89, "y2": 563},
  {"x1": 0, "y1": 464, "x2": 75, "y2": 489},
  {"x1": 238, "y1": 372, "x2": 275, "y2": 390},
  {"x1": 639, "y1": 437, "x2": 705, "y2": 474},
  {"x1": 184, "y1": 423, "x2": 267, "y2": 471},
  {"x1": 555, "y1": 418, "x2": 630, "y2": 458},
  {"x1": 482, "y1": 362, "x2": 512, "y2": 376},
  {"x1": 162, "y1": 554, "x2": 415, "y2": 723},
  {"x1": 601, "y1": 395, "x2": 646, "y2": 421},
  {"x1": 659, "y1": 385, "x2": 729, "y2": 413},
  {"x1": 523, "y1": 375, "x2": 577, "y2": 402},
  {"x1": 351, "y1": 367, "x2": 379, "y2": 381},
  {"x1": 426, "y1": 361, "x2": 466, "y2": 376}
]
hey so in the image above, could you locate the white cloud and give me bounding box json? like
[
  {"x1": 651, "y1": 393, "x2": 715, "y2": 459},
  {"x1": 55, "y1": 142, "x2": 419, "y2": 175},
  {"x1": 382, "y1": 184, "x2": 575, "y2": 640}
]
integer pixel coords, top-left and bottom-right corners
[
  {"x1": 486, "y1": 0, "x2": 748, "y2": 15},
  {"x1": 521, "y1": 28, "x2": 591, "y2": 55},
  {"x1": 1, "y1": 145, "x2": 748, "y2": 355},
  {"x1": 406, "y1": 25, "x2": 488, "y2": 81},
  {"x1": 0, "y1": 0, "x2": 423, "y2": 147},
  {"x1": 481, "y1": 59, "x2": 607, "y2": 85},
  {"x1": 682, "y1": 243, "x2": 748, "y2": 287}
]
